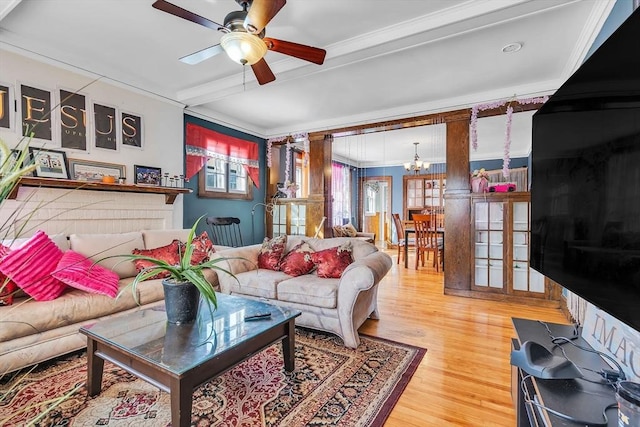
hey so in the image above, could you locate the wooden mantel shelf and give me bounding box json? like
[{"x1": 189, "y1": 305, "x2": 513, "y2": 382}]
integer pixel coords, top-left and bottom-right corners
[{"x1": 9, "y1": 177, "x2": 192, "y2": 204}]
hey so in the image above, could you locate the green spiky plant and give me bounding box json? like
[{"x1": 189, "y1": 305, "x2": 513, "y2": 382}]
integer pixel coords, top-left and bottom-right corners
[{"x1": 114, "y1": 215, "x2": 237, "y2": 314}]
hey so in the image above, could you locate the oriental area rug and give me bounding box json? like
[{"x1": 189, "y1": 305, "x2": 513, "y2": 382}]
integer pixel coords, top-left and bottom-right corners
[{"x1": 0, "y1": 329, "x2": 425, "y2": 427}]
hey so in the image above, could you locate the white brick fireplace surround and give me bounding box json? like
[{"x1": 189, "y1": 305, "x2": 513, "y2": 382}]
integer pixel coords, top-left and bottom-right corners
[{"x1": 1, "y1": 186, "x2": 182, "y2": 238}]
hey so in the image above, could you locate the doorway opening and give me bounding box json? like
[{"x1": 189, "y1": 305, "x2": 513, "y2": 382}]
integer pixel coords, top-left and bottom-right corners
[{"x1": 359, "y1": 176, "x2": 392, "y2": 248}]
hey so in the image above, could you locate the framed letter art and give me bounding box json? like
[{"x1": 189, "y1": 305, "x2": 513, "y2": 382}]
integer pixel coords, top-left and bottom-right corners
[
  {"x1": 0, "y1": 83, "x2": 13, "y2": 130},
  {"x1": 28, "y1": 147, "x2": 69, "y2": 179},
  {"x1": 93, "y1": 102, "x2": 118, "y2": 151},
  {"x1": 59, "y1": 88, "x2": 87, "y2": 151},
  {"x1": 121, "y1": 111, "x2": 143, "y2": 149},
  {"x1": 19, "y1": 84, "x2": 53, "y2": 141}
]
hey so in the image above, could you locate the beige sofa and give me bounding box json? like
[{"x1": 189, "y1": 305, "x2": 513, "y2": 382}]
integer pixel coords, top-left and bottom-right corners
[
  {"x1": 0, "y1": 229, "x2": 221, "y2": 373},
  {"x1": 212, "y1": 236, "x2": 392, "y2": 348}
]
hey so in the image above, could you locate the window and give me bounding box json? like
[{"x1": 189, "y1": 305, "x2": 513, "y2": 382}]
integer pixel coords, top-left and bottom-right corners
[{"x1": 198, "y1": 158, "x2": 253, "y2": 200}]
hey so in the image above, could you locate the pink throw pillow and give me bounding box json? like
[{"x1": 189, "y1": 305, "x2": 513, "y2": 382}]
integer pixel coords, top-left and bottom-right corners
[
  {"x1": 279, "y1": 241, "x2": 315, "y2": 277},
  {"x1": 0, "y1": 231, "x2": 66, "y2": 301},
  {"x1": 52, "y1": 250, "x2": 119, "y2": 298},
  {"x1": 310, "y1": 242, "x2": 354, "y2": 278},
  {"x1": 257, "y1": 235, "x2": 287, "y2": 271}
]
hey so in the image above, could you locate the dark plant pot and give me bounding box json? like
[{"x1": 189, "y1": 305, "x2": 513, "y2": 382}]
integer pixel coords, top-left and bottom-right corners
[{"x1": 162, "y1": 279, "x2": 200, "y2": 324}]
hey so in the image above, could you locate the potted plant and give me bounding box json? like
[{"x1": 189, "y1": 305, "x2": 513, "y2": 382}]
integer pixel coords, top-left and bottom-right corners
[{"x1": 115, "y1": 215, "x2": 235, "y2": 324}]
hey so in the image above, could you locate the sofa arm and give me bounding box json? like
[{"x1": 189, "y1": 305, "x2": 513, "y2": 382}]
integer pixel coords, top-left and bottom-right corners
[
  {"x1": 336, "y1": 251, "x2": 392, "y2": 348},
  {"x1": 338, "y1": 251, "x2": 392, "y2": 295},
  {"x1": 210, "y1": 244, "x2": 261, "y2": 293}
]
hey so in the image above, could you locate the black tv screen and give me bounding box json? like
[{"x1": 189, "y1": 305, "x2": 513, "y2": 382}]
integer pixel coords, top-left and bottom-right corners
[{"x1": 531, "y1": 7, "x2": 640, "y2": 332}]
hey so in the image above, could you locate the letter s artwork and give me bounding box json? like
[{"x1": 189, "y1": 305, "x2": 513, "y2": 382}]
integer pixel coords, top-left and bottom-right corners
[{"x1": 121, "y1": 112, "x2": 142, "y2": 148}]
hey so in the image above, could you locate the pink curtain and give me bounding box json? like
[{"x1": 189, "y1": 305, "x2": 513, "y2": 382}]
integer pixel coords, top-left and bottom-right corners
[
  {"x1": 331, "y1": 162, "x2": 351, "y2": 225},
  {"x1": 185, "y1": 123, "x2": 260, "y2": 188}
]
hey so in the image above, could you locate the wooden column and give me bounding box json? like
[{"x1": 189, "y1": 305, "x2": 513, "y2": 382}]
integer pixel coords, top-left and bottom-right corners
[
  {"x1": 443, "y1": 114, "x2": 472, "y2": 293},
  {"x1": 308, "y1": 132, "x2": 332, "y2": 238}
]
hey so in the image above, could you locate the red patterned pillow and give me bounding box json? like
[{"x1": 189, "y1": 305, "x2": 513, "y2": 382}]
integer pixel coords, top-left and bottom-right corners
[
  {"x1": 188, "y1": 231, "x2": 214, "y2": 265},
  {"x1": 258, "y1": 235, "x2": 287, "y2": 271},
  {"x1": 0, "y1": 245, "x2": 17, "y2": 305},
  {"x1": 310, "y1": 242, "x2": 354, "y2": 278},
  {"x1": 279, "y1": 241, "x2": 315, "y2": 277},
  {"x1": 132, "y1": 239, "x2": 182, "y2": 280},
  {"x1": 0, "y1": 231, "x2": 66, "y2": 301},
  {"x1": 52, "y1": 250, "x2": 120, "y2": 298}
]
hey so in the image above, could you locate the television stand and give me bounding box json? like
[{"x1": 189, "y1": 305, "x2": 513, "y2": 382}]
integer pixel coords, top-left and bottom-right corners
[{"x1": 511, "y1": 318, "x2": 618, "y2": 426}]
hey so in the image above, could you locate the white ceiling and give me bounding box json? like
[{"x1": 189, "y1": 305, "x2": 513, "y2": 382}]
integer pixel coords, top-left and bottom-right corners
[{"x1": 0, "y1": 0, "x2": 615, "y2": 166}]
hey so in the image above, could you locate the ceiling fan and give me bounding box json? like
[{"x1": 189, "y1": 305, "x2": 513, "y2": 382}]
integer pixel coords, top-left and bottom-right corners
[{"x1": 152, "y1": 0, "x2": 327, "y2": 85}]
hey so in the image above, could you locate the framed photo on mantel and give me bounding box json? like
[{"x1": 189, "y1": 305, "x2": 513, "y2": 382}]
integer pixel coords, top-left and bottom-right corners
[
  {"x1": 28, "y1": 147, "x2": 69, "y2": 179},
  {"x1": 134, "y1": 164, "x2": 161, "y2": 186}
]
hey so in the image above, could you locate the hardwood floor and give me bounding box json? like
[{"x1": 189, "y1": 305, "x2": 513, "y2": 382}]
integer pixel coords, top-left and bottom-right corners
[{"x1": 359, "y1": 249, "x2": 569, "y2": 426}]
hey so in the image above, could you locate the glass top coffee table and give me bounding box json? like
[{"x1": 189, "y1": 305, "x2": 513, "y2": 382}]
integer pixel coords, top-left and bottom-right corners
[{"x1": 79, "y1": 293, "x2": 301, "y2": 427}]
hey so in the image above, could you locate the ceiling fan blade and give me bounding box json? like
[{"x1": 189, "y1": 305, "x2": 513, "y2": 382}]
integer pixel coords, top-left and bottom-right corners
[
  {"x1": 251, "y1": 58, "x2": 276, "y2": 85},
  {"x1": 244, "y1": 0, "x2": 286, "y2": 34},
  {"x1": 152, "y1": 0, "x2": 224, "y2": 31},
  {"x1": 179, "y1": 44, "x2": 224, "y2": 65},
  {"x1": 264, "y1": 38, "x2": 326, "y2": 65}
]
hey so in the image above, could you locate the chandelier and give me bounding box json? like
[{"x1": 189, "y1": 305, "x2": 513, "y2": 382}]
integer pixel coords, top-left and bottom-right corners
[{"x1": 404, "y1": 142, "x2": 430, "y2": 174}]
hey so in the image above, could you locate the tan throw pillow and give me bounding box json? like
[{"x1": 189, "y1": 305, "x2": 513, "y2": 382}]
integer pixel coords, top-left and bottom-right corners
[{"x1": 342, "y1": 223, "x2": 358, "y2": 237}]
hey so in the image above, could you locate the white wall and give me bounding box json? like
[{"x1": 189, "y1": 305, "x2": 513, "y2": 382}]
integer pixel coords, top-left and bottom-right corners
[{"x1": 0, "y1": 49, "x2": 185, "y2": 231}]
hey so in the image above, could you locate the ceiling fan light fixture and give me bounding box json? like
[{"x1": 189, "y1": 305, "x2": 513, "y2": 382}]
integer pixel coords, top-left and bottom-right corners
[{"x1": 220, "y1": 31, "x2": 267, "y2": 65}]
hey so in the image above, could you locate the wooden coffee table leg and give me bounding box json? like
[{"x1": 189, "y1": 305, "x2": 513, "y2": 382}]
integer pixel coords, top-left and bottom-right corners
[
  {"x1": 86, "y1": 338, "x2": 104, "y2": 396},
  {"x1": 282, "y1": 319, "x2": 296, "y2": 372},
  {"x1": 170, "y1": 377, "x2": 193, "y2": 427}
]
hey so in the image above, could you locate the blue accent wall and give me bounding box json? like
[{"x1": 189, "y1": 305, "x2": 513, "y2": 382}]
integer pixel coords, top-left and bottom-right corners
[{"x1": 183, "y1": 115, "x2": 267, "y2": 245}]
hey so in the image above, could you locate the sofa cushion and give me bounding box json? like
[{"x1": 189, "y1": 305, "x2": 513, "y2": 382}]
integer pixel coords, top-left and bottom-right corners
[
  {"x1": 132, "y1": 239, "x2": 182, "y2": 280},
  {"x1": 279, "y1": 241, "x2": 315, "y2": 277},
  {"x1": 258, "y1": 235, "x2": 287, "y2": 271},
  {"x1": 69, "y1": 231, "x2": 144, "y2": 279},
  {"x1": 277, "y1": 275, "x2": 339, "y2": 309},
  {"x1": 0, "y1": 279, "x2": 165, "y2": 343},
  {"x1": 0, "y1": 230, "x2": 67, "y2": 301},
  {"x1": 141, "y1": 229, "x2": 191, "y2": 249},
  {"x1": 52, "y1": 250, "x2": 120, "y2": 298},
  {"x1": 2, "y1": 233, "x2": 69, "y2": 252},
  {"x1": 228, "y1": 269, "x2": 291, "y2": 299},
  {"x1": 310, "y1": 241, "x2": 354, "y2": 278}
]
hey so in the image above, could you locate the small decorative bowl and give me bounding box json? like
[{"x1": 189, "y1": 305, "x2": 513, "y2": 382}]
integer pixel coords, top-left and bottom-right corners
[{"x1": 102, "y1": 175, "x2": 116, "y2": 184}]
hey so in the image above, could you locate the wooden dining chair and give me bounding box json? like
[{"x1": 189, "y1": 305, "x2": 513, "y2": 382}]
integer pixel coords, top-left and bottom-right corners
[
  {"x1": 413, "y1": 213, "x2": 444, "y2": 271},
  {"x1": 392, "y1": 213, "x2": 414, "y2": 265}
]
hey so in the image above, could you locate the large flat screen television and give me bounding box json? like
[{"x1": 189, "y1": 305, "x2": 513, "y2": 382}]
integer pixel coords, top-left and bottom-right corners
[{"x1": 531, "y1": 7, "x2": 640, "y2": 332}]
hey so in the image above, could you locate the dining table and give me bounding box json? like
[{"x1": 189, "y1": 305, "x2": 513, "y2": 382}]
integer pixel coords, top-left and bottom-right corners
[{"x1": 404, "y1": 226, "x2": 445, "y2": 269}]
